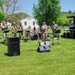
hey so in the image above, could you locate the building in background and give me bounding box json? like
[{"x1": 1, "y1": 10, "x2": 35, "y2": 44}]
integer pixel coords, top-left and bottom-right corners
[
  {"x1": 6, "y1": 22, "x2": 11, "y2": 28},
  {"x1": 20, "y1": 17, "x2": 39, "y2": 29}
]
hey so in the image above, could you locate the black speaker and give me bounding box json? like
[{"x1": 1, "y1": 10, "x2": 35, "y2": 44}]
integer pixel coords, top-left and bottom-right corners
[
  {"x1": 37, "y1": 46, "x2": 50, "y2": 52},
  {"x1": 63, "y1": 32, "x2": 70, "y2": 38},
  {"x1": 7, "y1": 37, "x2": 20, "y2": 56}
]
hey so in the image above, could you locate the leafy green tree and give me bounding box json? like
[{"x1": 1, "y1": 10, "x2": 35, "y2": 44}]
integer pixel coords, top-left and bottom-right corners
[
  {"x1": 0, "y1": 0, "x2": 6, "y2": 22},
  {"x1": 57, "y1": 12, "x2": 73, "y2": 26},
  {"x1": 57, "y1": 15, "x2": 69, "y2": 25},
  {"x1": 33, "y1": 0, "x2": 61, "y2": 26},
  {"x1": 68, "y1": 10, "x2": 72, "y2": 14},
  {"x1": 0, "y1": 0, "x2": 4, "y2": 9},
  {"x1": 0, "y1": 11, "x2": 6, "y2": 22}
]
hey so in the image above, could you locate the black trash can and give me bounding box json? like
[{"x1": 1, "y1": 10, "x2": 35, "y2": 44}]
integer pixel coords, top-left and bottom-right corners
[{"x1": 7, "y1": 37, "x2": 20, "y2": 56}]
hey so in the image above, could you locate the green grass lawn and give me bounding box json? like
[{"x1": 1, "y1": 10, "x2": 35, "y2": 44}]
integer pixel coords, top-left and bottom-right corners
[{"x1": 0, "y1": 29, "x2": 75, "y2": 75}]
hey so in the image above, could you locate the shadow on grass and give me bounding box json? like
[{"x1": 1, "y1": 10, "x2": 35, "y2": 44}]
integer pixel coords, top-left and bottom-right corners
[
  {"x1": 0, "y1": 42, "x2": 7, "y2": 46},
  {"x1": 4, "y1": 53, "x2": 20, "y2": 57},
  {"x1": 4, "y1": 53, "x2": 9, "y2": 56},
  {"x1": 25, "y1": 49, "x2": 36, "y2": 52},
  {"x1": 0, "y1": 41, "x2": 5, "y2": 44}
]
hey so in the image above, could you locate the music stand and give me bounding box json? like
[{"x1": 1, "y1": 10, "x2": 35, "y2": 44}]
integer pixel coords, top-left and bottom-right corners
[
  {"x1": 52, "y1": 30, "x2": 61, "y2": 45},
  {"x1": 55, "y1": 30, "x2": 61, "y2": 34},
  {"x1": 17, "y1": 30, "x2": 23, "y2": 39},
  {"x1": 3, "y1": 30, "x2": 10, "y2": 44},
  {"x1": 17, "y1": 30, "x2": 23, "y2": 33},
  {"x1": 3, "y1": 30, "x2": 10, "y2": 33}
]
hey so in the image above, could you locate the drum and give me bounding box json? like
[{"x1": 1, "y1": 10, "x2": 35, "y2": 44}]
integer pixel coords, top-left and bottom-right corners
[{"x1": 32, "y1": 34, "x2": 38, "y2": 40}]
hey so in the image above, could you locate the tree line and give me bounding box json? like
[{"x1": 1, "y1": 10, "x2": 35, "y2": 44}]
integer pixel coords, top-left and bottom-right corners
[
  {"x1": 0, "y1": 0, "x2": 74, "y2": 26},
  {"x1": 33, "y1": 0, "x2": 74, "y2": 26}
]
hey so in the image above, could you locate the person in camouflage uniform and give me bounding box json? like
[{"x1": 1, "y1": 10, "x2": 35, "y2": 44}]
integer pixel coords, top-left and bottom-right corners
[
  {"x1": 0, "y1": 21, "x2": 8, "y2": 43},
  {"x1": 17, "y1": 22, "x2": 24, "y2": 39},
  {"x1": 41, "y1": 22, "x2": 48, "y2": 41},
  {"x1": 52, "y1": 21, "x2": 59, "y2": 45},
  {"x1": 11, "y1": 23, "x2": 17, "y2": 37}
]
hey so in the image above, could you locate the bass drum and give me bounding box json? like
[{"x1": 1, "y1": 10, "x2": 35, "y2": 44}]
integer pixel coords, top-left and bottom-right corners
[{"x1": 32, "y1": 34, "x2": 38, "y2": 40}]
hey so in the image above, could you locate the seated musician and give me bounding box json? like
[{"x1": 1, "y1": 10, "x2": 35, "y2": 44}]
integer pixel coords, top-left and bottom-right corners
[
  {"x1": 52, "y1": 21, "x2": 59, "y2": 45},
  {"x1": 1, "y1": 21, "x2": 8, "y2": 43},
  {"x1": 17, "y1": 22, "x2": 24, "y2": 39},
  {"x1": 11, "y1": 23, "x2": 17, "y2": 37},
  {"x1": 37, "y1": 27, "x2": 42, "y2": 39},
  {"x1": 31, "y1": 26, "x2": 38, "y2": 40},
  {"x1": 41, "y1": 22, "x2": 48, "y2": 41}
]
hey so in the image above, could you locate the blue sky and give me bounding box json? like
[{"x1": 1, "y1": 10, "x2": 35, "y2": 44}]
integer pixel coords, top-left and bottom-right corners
[{"x1": 19, "y1": 0, "x2": 75, "y2": 16}]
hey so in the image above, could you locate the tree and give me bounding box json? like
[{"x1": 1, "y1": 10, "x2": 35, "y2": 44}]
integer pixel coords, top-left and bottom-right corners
[
  {"x1": 33, "y1": 0, "x2": 61, "y2": 26},
  {"x1": 0, "y1": 0, "x2": 22, "y2": 16},
  {"x1": 57, "y1": 15, "x2": 69, "y2": 25},
  {"x1": 0, "y1": 0, "x2": 6, "y2": 22},
  {"x1": 68, "y1": 10, "x2": 72, "y2": 14},
  {"x1": 0, "y1": 11, "x2": 6, "y2": 22},
  {"x1": 0, "y1": 0, "x2": 22, "y2": 23},
  {"x1": 3, "y1": 0, "x2": 21, "y2": 15},
  {"x1": 0, "y1": 0, "x2": 4, "y2": 11}
]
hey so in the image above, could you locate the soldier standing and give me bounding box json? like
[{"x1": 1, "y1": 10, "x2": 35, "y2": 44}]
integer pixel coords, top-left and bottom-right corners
[
  {"x1": 52, "y1": 21, "x2": 59, "y2": 45},
  {"x1": 17, "y1": 22, "x2": 24, "y2": 39},
  {"x1": 41, "y1": 22, "x2": 48, "y2": 41},
  {"x1": 11, "y1": 23, "x2": 17, "y2": 37},
  {"x1": 1, "y1": 21, "x2": 8, "y2": 43}
]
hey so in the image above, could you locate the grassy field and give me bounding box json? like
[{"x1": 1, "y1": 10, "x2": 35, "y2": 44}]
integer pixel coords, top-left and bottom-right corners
[{"x1": 0, "y1": 29, "x2": 75, "y2": 75}]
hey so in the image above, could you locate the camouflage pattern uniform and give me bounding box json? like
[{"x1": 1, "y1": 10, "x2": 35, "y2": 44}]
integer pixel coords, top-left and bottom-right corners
[
  {"x1": 1, "y1": 21, "x2": 8, "y2": 43},
  {"x1": 41, "y1": 22, "x2": 48, "y2": 41},
  {"x1": 12, "y1": 24, "x2": 17, "y2": 37},
  {"x1": 52, "y1": 21, "x2": 59, "y2": 45},
  {"x1": 17, "y1": 23, "x2": 24, "y2": 39},
  {"x1": 26, "y1": 26, "x2": 32, "y2": 39}
]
